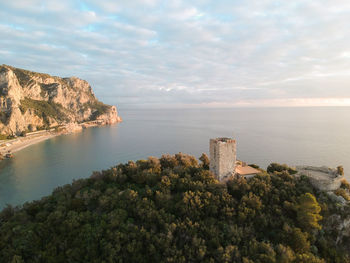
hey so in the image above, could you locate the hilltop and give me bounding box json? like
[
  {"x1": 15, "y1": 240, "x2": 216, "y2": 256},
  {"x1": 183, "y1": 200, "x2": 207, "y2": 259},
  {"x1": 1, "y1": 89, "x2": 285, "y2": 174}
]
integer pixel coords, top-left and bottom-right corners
[
  {"x1": 0, "y1": 65, "x2": 121, "y2": 136},
  {"x1": 1, "y1": 153, "x2": 350, "y2": 262}
]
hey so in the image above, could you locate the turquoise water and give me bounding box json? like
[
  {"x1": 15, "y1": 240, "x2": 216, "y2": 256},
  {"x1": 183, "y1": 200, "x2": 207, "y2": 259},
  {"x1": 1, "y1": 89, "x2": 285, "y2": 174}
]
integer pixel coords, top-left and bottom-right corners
[{"x1": 0, "y1": 107, "x2": 350, "y2": 209}]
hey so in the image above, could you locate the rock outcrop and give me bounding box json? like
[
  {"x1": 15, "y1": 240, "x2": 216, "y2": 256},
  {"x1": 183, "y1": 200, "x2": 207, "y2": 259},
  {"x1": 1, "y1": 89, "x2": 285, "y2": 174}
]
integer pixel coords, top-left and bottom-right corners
[
  {"x1": 296, "y1": 165, "x2": 344, "y2": 191},
  {"x1": 0, "y1": 65, "x2": 121, "y2": 135}
]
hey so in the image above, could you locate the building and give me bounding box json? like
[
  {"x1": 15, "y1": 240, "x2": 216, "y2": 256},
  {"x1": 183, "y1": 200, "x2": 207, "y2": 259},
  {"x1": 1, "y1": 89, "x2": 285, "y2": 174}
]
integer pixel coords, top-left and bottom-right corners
[
  {"x1": 235, "y1": 164, "x2": 260, "y2": 179},
  {"x1": 210, "y1": 138, "x2": 236, "y2": 181},
  {"x1": 209, "y1": 137, "x2": 259, "y2": 181}
]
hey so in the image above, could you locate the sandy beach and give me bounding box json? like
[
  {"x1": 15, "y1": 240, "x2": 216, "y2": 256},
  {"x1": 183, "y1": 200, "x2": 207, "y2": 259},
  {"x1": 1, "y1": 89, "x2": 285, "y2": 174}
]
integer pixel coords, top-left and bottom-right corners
[
  {"x1": 0, "y1": 132, "x2": 58, "y2": 155},
  {"x1": 0, "y1": 120, "x2": 116, "y2": 157}
]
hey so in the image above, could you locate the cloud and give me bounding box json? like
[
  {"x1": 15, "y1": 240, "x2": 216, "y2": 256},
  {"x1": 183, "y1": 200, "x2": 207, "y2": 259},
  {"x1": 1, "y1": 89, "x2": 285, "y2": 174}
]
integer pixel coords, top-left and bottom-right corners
[{"x1": 1, "y1": 0, "x2": 350, "y2": 108}]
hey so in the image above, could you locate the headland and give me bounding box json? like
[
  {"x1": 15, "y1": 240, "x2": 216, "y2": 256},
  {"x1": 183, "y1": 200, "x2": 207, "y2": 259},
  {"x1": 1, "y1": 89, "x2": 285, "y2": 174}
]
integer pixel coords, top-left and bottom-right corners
[{"x1": 0, "y1": 64, "x2": 122, "y2": 158}]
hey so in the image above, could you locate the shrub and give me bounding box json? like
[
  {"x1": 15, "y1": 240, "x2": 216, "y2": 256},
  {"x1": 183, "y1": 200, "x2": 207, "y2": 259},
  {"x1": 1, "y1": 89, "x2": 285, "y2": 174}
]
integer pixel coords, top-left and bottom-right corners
[
  {"x1": 296, "y1": 193, "x2": 322, "y2": 231},
  {"x1": 199, "y1": 153, "x2": 210, "y2": 169},
  {"x1": 84, "y1": 101, "x2": 111, "y2": 120},
  {"x1": 0, "y1": 111, "x2": 9, "y2": 124},
  {"x1": 249, "y1": 164, "x2": 260, "y2": 169},
  {"x1": 335, "y1": 188, "x2": 350, "y2": 201},
  {"x1": 337, "y1": 166, "x2": 344, "y2": 176},
  {"x1": 267, "y1": 163, "x2": 297, "y2": 175},
  {"x1": 20, "y1": 98, "x2": 68, "y2": 124},
  {"x1": 0, "y1": 134, "x2": 8, "y2": 140},
  {"x1": 340, "y1": 179, "x2": 350, "y2": 191}
]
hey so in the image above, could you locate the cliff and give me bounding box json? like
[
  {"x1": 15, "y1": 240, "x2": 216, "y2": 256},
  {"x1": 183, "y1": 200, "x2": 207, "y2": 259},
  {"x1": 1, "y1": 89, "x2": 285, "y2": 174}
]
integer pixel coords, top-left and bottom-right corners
[{"x1": 0, "y1": 65, "x2": 121, "y2": 135}]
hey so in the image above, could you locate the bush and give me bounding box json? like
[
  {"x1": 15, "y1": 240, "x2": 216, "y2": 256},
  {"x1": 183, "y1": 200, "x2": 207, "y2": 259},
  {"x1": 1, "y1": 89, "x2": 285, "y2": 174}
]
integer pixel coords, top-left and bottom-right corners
[
  {"x1": 20, "y1": 98, "x2": 68, "y2": 124},
  {"x1": 199, "y1": 153, "x2": 210, "y2": 169},
  {"x1": 340, "y1": 179, "x2": 350, "y2": 191},
  {"x1": 11, "y1": 66, "x2": 51, "y2": 87},
  {"x1": 337, "y1": 166, "x2": 344, "y2": 176},
  {"x1": 84, "y1": 101, "x2": 111, "y2": 120},
  {"x1": 249, "y1": 164, "x2": 260, "y2": 169},
  {"x1": 0, "y1": 134, "x2": 8, "y2": 140},
  {"x1": 267, "y1": 163, "x2": 297, "y2": 175},
  {"x1": 0, "y1": 111, "x2": 9, "y2": 124},
  {"x1": 335, "y1": 188, "x2": 350, "y2": 201}
]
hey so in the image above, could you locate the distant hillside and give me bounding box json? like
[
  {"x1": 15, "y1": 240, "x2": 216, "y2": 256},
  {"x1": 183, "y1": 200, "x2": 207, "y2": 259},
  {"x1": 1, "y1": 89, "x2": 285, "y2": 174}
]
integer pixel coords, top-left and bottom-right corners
[
  {"x1": 0, "y1": 65, "x2": 121, "y2": 135},
  {"x1": 0, "y1": 153, "x2": 349, "y2": 262}
]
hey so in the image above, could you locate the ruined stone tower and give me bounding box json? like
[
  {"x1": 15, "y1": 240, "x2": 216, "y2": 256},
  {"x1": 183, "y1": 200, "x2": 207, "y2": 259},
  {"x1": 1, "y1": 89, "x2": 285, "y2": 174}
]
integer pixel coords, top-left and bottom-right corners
[{"x1": 209, "y1": 137, "x2": 237, "y2": 181}]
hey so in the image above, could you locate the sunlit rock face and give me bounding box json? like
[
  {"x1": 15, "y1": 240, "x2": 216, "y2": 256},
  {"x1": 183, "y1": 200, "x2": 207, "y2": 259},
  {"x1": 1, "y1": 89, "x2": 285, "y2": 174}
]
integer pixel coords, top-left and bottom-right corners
[
  {"x1": 296, "y1": 166, "x2": 344, "y2": 191},
  {"x1": 0, "y1": 65, "x2": 121, "y2": 135}
]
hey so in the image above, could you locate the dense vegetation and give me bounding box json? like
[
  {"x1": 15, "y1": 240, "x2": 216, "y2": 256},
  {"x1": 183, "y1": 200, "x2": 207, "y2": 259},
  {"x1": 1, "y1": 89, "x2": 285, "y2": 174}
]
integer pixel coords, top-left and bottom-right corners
[
  {"x1": 84, "y1": 101, "x2": 111, "y2": 120},
  {"x1": 19, "y1": 98, "x2": 69, "y2": 126},
  {"x1": 0, "y1": 134, "x2": 10, "y2": 140},
  {"x1": 8, "y1": 65, "x2": 52, "y2": 88},
  {"x1": 0, "y1": 153, "x2": 349, "y2": 262}
]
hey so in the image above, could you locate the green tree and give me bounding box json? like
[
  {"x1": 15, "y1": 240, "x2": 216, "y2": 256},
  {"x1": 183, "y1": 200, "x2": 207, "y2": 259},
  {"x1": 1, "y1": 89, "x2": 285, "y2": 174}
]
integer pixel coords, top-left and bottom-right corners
[
  {"x1": 297, "y1": 193, "x2": 322, "y2": 231},
  {"x1": 289, "y1": 228, "x2": 310, "y2": 253},
  {"x1": 267, "y1": 163, "x2": 297, "y2": 175},
  {"x1": 0, "y1": 154, "x2": 348, "y2": 262},
  {"x1": 199, "y1": 153, "x2": 210, "y2": 169},
  {"x1": 276, "y1": 244, "x2": 296, "y2": 263},
  {"x1": 11, "y1": 255, "x2": 24, "y2": 263}
]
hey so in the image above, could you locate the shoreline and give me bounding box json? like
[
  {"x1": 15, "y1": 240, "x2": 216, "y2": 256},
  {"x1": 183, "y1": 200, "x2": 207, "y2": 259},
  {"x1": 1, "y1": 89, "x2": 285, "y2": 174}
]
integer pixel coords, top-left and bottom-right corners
[
  {"x1": 0, "y1": 132, "x2": 59, "y2": 156},
  {"x1": 0, "y1": 119, "x2": 121, "y2": 157}
]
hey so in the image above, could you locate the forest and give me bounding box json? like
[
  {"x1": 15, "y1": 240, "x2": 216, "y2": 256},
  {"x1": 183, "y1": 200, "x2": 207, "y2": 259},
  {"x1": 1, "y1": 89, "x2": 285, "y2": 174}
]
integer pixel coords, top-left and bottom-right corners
[{"x1": 0, "y1": 153, "x2": 349, "y2": 262}]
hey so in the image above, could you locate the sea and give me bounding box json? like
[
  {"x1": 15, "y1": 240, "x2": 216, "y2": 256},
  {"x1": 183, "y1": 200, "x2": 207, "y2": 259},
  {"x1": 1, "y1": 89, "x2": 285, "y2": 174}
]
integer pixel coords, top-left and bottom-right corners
[{"x1": 0, "y1": 107, "x2": 349, "y2": 209}]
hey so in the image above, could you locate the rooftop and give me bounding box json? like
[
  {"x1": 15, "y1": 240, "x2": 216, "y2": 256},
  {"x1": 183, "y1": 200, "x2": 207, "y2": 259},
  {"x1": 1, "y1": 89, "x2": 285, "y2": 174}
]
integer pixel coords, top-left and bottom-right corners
[{"x1": 235, "y1": 165, "x2": 260, "y2": 175}]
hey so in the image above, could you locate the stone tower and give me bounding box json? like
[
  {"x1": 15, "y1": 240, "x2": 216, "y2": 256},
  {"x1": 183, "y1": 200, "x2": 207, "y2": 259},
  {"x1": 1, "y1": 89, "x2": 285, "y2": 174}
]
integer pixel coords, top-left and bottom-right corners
[{"x1": 209, "y1": 137, "x2": 236, "y2": 181}]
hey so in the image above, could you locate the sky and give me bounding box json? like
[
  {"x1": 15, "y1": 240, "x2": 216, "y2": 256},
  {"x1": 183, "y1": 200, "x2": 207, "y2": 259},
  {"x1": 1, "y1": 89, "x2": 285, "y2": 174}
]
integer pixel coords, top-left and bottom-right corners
[{"x1": 1, "y1": 0, "x2": 350, "y2": 108}]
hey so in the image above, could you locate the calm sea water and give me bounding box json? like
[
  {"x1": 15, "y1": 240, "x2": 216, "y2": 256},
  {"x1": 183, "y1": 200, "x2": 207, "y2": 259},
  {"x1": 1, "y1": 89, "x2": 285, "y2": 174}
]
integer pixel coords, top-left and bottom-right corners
[{"x1": 0, "y1": 107, "x2": 349, "y2": 209}]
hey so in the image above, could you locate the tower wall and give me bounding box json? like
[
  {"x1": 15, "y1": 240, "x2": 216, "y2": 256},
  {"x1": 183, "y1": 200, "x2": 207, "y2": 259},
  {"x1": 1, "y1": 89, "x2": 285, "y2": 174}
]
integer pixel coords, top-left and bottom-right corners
[{"x1": 209, "y1": 137, "x2": 236, "y2": 181}]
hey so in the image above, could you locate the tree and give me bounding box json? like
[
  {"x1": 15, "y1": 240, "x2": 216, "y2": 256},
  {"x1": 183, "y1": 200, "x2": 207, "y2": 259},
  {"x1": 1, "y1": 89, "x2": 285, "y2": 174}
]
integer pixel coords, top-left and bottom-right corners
[
  {"x1": 289, "y1": 228, "x2": 310, "y2": 253},
  {"x1": 276, "y1": 244, "x2": 296, "y2": 263},
  {"x1": 267, "y1": 163, "x2": 297, "y2": 175},
  {"x1": 199, "y1": 153, "x2": 210, "y2": 169},
  {"x1": 0, "y1": 154, "x2": 348, "y2": 262},
  {"x1": 297, "y1": 193, "x2": 322, "y2": 231},
  {"x1": 11, "y1": 255, "x2": 24, "y2": 263}
]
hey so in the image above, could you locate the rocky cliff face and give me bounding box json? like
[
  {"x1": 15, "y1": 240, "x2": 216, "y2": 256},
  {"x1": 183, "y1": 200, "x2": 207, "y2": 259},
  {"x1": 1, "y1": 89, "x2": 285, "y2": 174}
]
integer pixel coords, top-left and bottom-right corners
[{"x1": 0, "y1": 65, "x2": 121, "y2": 135}]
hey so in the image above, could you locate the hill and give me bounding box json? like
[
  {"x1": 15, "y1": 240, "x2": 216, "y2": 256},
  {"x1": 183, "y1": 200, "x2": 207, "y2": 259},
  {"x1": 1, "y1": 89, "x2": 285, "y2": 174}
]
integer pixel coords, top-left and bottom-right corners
[
  {"x1": 0, "y1": 153, "x2": 350, "y2": 262},
  {"x1": 0, "y1": 65, "x2": 121, "y2": 136}
]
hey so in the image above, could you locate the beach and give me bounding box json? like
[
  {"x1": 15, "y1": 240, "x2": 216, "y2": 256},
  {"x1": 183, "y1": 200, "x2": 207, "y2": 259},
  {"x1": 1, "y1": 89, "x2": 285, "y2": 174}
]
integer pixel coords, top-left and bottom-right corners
[
  {"x1": 0, "y1": 120, "x2": 116, "y2": 157},
  {"x1": 0, "y1": 131, "x2": 58, "y2": 155}
]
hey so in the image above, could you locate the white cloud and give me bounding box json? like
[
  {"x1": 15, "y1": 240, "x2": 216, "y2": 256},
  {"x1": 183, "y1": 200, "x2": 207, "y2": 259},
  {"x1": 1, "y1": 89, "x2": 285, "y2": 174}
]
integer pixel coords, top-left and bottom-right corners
[{"x1": 1, "y1": 0, "x2": 350, "y2": 107}]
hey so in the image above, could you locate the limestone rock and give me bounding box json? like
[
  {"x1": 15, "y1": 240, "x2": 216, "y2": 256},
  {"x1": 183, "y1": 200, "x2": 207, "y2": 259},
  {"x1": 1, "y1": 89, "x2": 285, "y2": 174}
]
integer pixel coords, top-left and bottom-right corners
[
  {"x1": 62, "y1": 122, "x2": 83, "y2": 133},
  {"x1": 296, "y1": 165, "x2": 343, "y2": 191},
  {"x1": 0, "y1": 65, "x2": 122, "y2": 135},
  {"x1": 327, "y1": 191, "x2": 347, "y2": 205},
  {"x1": 96, "y1": 106, "x2": 122, "y2": 124},
  {"x1": 324, "y1": 214, "x2": 350, "y2": 247}
]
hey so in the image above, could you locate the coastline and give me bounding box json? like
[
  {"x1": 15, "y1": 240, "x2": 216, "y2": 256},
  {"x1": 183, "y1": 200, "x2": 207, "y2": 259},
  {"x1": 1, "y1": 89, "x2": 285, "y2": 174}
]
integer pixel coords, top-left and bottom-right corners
[
  {"x1": 0, "y1": 132, "x2": 59, "y2": 155},
  {"x1": 0, "y1": 119, "x2": 122, "y2": 157}
]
